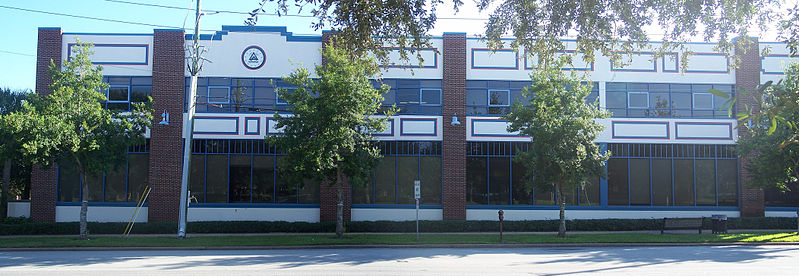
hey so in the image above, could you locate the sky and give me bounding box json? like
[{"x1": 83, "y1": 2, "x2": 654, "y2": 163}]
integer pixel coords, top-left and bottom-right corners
[
  {"x1": 0, "y1": 0, "x2": 493, "y2": 91},
  {"x1": 0, "y1": 0, "x2": 789, "y2": 91}
]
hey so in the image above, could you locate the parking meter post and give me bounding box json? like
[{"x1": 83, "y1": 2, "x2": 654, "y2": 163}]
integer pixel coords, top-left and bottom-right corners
[
  {"x1": 498, "y1": 210, "x2": 504, "y2": 243},
  {"x1": 414, "y1": 180, "x2": 420, "y2": 242}
]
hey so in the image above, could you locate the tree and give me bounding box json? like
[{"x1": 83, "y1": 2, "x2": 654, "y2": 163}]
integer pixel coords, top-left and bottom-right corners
[
  {"x1": 248, "y1": 1, "x2": 788, "y2": 69},
  {"x1": 246, "y1": 0, "x2": 463, "y2": 64},
  {"x1": 2, "y1": 43, "x2": 152, "y2": 239},
  {"x1": 268, "y1": 44, "x2": 394, "y2": 238},
  {"x1": 0, "y1": 87, "x2": 32, "y2": 219},
  {"x1": 504, "y1": 64, "x2": 610, "y2": 238},
  {"x1": 733, "y1": 63, "x2": 799, "y2": 192}
]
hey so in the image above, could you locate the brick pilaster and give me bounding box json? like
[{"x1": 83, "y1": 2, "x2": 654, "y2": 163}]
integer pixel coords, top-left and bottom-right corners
[
  {"x1": 30, "y1": 27, "x2": 62, "y2": 222},
  {"x1": 442, "y1": 33, "x2": 467, "y2": 220},
  {"x1": 734, "y1": 37, "x2": 764, "y2": 217},
  {"x1": 317, "y1": 30, "x2": 353, "y2": 222},
  {"x1": 147, "y1": 29, "x2": 186, "y2": 222},
  {"x1": 320, "y1": 181, "x2": 352, "y2": 222}
]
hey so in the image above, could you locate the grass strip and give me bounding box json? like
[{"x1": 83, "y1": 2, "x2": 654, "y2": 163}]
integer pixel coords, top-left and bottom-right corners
[{"x1": 1, "y1": 232, "x2": 798, "y2": 248}]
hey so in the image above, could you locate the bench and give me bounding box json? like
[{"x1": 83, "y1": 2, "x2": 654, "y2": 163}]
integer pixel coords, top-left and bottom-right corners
[{"x1": 661, "y1": 217, "x2": 704, "y2": 234}]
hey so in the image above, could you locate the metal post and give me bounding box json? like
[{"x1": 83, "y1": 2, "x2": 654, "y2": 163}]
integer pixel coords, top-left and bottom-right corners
[
  {"x1": 416, "y1": 198, "x2": 419, "y2": 242},
  {"x1": 178, "y1": 0, "x2": 201, "y2": 239},
  {"x1": 414, "y1": 179, "x2": 420, "y2": 242}
]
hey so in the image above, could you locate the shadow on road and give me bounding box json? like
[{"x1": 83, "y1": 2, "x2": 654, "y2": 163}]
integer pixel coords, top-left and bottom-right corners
[{"x1": 1, "y1": 245, "x2": 798, "y2": 272}]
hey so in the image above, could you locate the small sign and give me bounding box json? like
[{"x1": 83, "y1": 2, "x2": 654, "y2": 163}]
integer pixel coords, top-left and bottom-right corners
[
  {"x1": 241, "y1": 45, "x2": 266, "y2": 70},
  {"x1": 414, "y1": 180, "x2": 420, "y2": 200}
]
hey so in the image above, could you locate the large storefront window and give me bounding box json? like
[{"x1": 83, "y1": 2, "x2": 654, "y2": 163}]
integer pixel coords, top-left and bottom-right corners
[
  {"x1": 607, "y1": 143, "x2": 738, "y2": 207},
  {"x1": 57, "y1": 140, "x2": 150, "y2": 203},
  {"x1": 352, "y1": 141, "x2": 443, "y2": 205},
  {"x1": 466, "y1": 142, "x2": 599, "y2": 206},
  {"x1": 187, "y1": 139, "x2": 320, "y2": 204}
]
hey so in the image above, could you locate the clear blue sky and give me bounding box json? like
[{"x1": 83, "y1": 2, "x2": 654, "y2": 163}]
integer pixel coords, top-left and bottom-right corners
[{"x1": 0, "y1": 0, "x2": 490, "y2": 91}]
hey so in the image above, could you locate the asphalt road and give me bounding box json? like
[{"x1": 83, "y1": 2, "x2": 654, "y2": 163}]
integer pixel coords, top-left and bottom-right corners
[{"x1": 1, "y1": 245, "x2": 798, "y2": 275}]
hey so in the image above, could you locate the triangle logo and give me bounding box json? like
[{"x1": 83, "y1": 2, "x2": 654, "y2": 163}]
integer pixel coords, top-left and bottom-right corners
[{"x1": 249, "y1": 52, "x2": 259, "y2": 62}]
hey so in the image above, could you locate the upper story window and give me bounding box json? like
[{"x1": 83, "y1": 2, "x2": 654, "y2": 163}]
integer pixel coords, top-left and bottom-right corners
[
  {"x1": 374, "y1": 79, "x2": 442, "y2": 115},
  {"x1": 467, "y1": 80, "x2": 599, "y2": 115},
  {"x1": 606, "y1": 82, "x2": 733, "y2": 118},
  {"x1": 186, "y1": 77, "x2": 289, "y2": 113},
  {"x1": 103, "y1": 76, "x2": 151, "y2": 111}
]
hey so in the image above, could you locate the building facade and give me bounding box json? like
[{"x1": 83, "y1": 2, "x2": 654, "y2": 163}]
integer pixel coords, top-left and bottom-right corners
[{"x1": 13, "y1": 26, "x2": 799, "y2": 223}]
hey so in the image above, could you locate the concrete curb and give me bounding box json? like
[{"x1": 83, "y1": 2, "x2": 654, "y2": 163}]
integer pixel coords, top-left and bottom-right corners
[{"x1": 3, "y1": 242, "x2": 799, "y2": 251}]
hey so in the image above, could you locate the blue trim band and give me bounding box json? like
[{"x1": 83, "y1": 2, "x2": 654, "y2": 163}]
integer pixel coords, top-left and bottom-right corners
[{"x1": 189, "y1": 203, "x2": 320, "y2": 208}]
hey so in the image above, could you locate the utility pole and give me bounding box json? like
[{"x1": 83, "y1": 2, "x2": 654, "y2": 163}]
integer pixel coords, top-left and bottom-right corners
[{"x1": 178, "y1": 0, "x2": 201, "y2": 239}]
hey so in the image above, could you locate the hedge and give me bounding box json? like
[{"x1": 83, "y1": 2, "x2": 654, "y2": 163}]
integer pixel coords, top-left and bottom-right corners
[{"x1": 1, "y1": 216, "x2": 796, "y2": 236}]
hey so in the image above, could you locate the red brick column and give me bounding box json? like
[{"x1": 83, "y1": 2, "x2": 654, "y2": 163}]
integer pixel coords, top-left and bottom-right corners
[
  {"x1": 147, "y1": 29, "x2": 186, "y2": 222},
  {"x1": 30, "y1": 27, "x2": 62, "y2": 222},
  {"x1": 734, "y1": 37, "x2": 764, "y2": 217},
  {"x1": 442, "y1": 33, "x2": 467, "y2": 220},
  {"x1": 317, "y1": 30, "x2": 353, "y2": 222},
  {"x1": 320, "y1": 182, "x2": 352, "y2": 222}
]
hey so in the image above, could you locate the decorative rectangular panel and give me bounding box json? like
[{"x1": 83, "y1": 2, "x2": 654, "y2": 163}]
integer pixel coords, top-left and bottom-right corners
[
  {"x1": 662, "y1": 53, "x2": 679, "y2": 72},
  {"x1": 685, "y1": 53, "x2": 729, "y2": 73},
  {"x1": 68, "y1": 43, "x2": 149, "y2": 65},
  {"x1": 471, "y1": 48, "x2": 519, "y2": 70},
  {"x1": 675, "y1": 122, "x2": 733, "y2": 140},
  {"x1": 244, "y1": 117, "x2": 260, "y2": 135},
  {"x1": 193, "y1": 116, "x2": 239, "y2": 135},
  {"x1": 400, "y1": 118, "x2": 437, "y2": 136},
  {"x1": 611, "y1": 52, "x2": 656, "y2": 72},
  {"x1": 470, "y1": 118, "x2": 525, "y2": 137},
  {"x1": 379, "y1": 47, "x2": 437, "y2": 68},
  {"x1": 611, "y1": 121, "x2": 670, "y2": 139},
  {"x1": 761, "y1": 54, "x2": 799, "y2": 75},
  {"x1": 372, "y1": 118, "x2": 394, "y2": 136}
]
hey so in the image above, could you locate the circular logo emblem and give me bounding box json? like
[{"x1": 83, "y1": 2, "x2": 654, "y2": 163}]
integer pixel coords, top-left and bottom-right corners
[{"x1": 241, "y1": 46, "x2": 266, "y2": 70}]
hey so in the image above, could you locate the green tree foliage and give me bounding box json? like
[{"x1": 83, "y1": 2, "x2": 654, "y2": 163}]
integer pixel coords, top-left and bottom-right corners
[
  {"x1": 268, "y1": 45, "x2": 394, "y2": 238},
  {"x1": 1, "y1": 43, "x2": 152, "y2": 239},
  {"x1": 735, "y1": 63, "x2": 799, "y2": 191},
  {"x1": 0, "y1": 87, "x2": 33, "y2": 219},
  {"x1": 504, "y1": 64, "x2": 610, "y2": 238},
  {"x1": 246, "y1": 0, "x2": 463, "y2": 65},
  {"x1": 479, "y1": 0, "x2": 777, "y2": 68}
]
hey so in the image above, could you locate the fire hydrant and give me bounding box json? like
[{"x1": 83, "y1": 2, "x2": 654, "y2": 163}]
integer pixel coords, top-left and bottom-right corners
[{"x1": 498, "y1": 210, "x2": 504, "y2": 243}]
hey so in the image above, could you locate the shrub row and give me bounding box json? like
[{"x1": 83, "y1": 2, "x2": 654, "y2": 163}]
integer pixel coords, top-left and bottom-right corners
[{"x1": 1, "y1": 217, "x2": 796, "y2": 236}]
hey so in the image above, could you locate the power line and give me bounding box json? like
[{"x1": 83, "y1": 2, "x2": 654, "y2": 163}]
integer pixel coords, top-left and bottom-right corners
[
  {"x1": 104, "y1": 0, "x2": 489, "y2": 21},
  {"x1": 0, "y1": 5, "x2": 184, "y2": 29},
  {"x1": 0, "y1": 49, "x2": 35, "y2": 57},
  {"x1": 105, "y1": 0, "x2": 316, "y2": 18}
]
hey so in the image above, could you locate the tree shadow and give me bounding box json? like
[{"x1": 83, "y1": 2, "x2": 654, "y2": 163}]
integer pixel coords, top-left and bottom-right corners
[{"x1": 1, "y1": 245, "x2": 797, "y2": 273}]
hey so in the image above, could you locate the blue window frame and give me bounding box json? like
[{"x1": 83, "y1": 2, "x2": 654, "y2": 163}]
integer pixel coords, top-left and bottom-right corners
[
  {"x1": 103, "y1": 76, "x2": 151, "y2": 111},
  {"x1": 466, "y1": 142, "x2": 600, "y2": 206},
  {"x1": 607, "y1": 82, "x2": 733, "y2": 118},
  {"x1": 627, "y1": 92, "x2": 649, "y2": 109},
  {"x1": 607, "y1": 143, "x2": 738, "y2": 207},
  {"x1": 57, "y1": 140, "x2": 151, "y2": 204},
  {"x1": 352, "y1": 141, "x2": 443, "y2": 206},
  {"x1": 488, "y1": 89, "x2": 510, "y2": 106},
  {"x1": 374, "y1": 79, "x2": 442, "y2": 115},
  {"x1": 692, "y1": 93, "x2": 714, "y2": 110},
  {"x1": 208, "y1": 86, "x2": 230, "y2": 104}
]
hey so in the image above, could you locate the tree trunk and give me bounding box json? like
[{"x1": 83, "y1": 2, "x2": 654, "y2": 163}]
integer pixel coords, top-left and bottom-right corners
[
  {"x1": 1, "y1": 159, "x2": 10, "y2": 219},
  {"x1": 335, "y1": 164, "x2": 344, "y2": 238},
  {"x1": 557, "y1": 182, "x2": 566, "y2": 238},
  {"x1": 79, "y1": 171, "x2": 89, "y2": 240}
]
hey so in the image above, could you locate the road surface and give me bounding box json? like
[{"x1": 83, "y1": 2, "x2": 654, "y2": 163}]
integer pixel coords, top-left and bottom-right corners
[{"x1": 1, "y1": 245, "x2": 798, "y2": 275}]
